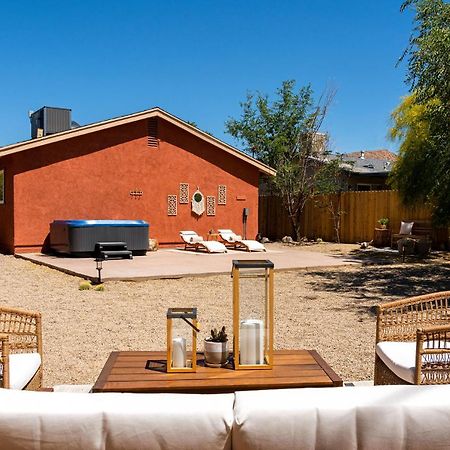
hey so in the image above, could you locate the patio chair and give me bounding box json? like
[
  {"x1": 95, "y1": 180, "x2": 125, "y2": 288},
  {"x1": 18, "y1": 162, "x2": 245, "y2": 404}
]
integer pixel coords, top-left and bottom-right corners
[
  {"x1": 218, "y1": 229, "x2": 266, "y2": 252},
  {"x1": 374, "y1": 291, "x2": 450, "y2": 385},
  {"x1": 180, "y1": 231, "x2": 227, "y2": 253},
  {"x1": 0, "y1": 306, "x2": 43, "y2": 390}
]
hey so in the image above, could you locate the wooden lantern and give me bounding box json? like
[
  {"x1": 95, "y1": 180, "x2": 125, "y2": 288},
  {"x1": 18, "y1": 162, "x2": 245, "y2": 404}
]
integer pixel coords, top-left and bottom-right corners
[
  {"x1": 232, "y1": 260, "x2": 274, "y2": 370},
  {"x1": 166, "y1": 307, "x2": 199, "y2": 373}
]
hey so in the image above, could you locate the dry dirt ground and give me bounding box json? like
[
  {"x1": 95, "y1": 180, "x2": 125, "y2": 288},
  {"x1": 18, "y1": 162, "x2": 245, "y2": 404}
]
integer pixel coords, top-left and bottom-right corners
[{"x1": 1, "y1": 242, "x2": 450, "y2": 387}]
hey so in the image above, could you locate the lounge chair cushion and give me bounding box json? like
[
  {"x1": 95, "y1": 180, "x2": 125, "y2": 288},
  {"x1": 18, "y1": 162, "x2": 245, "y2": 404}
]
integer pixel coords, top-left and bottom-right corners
[
  {"x1": 180, "y1": 231, "x2": 203, "y2": 244},
  {"x1": 218, "y1": 230, "x2": 265, "y2": 251},
  {"x1": 240, "y1": 240, "x2": 266, "y2": 252},
  {"x1": 188, "y1": 235, "x2": 203, "y2": 244},
  {"x1": 218, "y1": 230, "x2": 242, "y2": 242},
  {"x1": 0, "y1": 353, "x2": 42, "y2": 390},
  {"x1": 202, "y1": 241, "x2": 227, "y2": 253}
]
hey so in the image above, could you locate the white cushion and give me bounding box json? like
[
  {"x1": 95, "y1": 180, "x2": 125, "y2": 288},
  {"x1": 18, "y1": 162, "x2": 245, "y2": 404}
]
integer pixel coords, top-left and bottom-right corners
[
  {"x1": 233, "y1": 385, "x2": 450, "y2": 450},
  {"x1": 4, "y1": 353, "x2": 41, "y2": 390},
  {"x1": 399, "y1": 221, "x2": 414, "y2": 235},
  {"x1": 180, "y1": 231, "x2": 203, "y2": 244},
  {"x1": 240, "y1": 240, "x2": 266, "y2": 252},
  {"x1": 218, "y1": 230, "x2": 238, "y2": 242},
  {"x1": 202, "y1": 241, "x2": 227, "y2": 253},
  {"x1": 376, "y1": 341, "x2": 416, "y2": 383},
  {"x1": 0, "y1": 389, "x2": 234, "y2": 449},
  {"x1": 376, "y1": 341, "x2": 450, "y2": 384}
]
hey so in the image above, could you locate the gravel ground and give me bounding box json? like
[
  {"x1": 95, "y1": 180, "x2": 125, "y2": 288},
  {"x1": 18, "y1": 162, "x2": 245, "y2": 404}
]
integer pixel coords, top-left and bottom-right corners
[{"x1": 1, "y1": 243, "x2": 450, "y2": 386}]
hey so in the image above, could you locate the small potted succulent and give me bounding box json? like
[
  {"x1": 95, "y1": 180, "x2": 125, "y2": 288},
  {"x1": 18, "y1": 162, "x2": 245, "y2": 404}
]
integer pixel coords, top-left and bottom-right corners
[
  {"x1": 378, "y1": 218, "x2": 389, "y2": 229},
  {"x1": 204, "y1": 326, "x2": 228, "y2": 367}
]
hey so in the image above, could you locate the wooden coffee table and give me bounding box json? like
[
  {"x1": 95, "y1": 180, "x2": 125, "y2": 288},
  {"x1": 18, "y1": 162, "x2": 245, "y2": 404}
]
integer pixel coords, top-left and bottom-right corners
[{"x1": 92, "y1": 350, "x2": 342, "y2": 393}]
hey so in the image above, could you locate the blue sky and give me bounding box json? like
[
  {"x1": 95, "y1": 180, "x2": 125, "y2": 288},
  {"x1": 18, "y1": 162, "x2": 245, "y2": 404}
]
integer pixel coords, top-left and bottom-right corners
[{"x1": 0, "y1": 1, "x2": 413, "y2": 153}]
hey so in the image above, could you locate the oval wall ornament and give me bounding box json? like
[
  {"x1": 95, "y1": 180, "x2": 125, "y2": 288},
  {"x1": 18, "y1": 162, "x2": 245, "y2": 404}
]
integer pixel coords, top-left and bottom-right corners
[{"x1": 192, "y1": 188, "x2": 205, "y2": 216}]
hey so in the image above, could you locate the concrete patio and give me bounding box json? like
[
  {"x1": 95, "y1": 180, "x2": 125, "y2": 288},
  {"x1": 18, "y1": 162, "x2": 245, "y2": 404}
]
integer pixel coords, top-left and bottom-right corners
[{"x1": 17, "y1": 245, "x2": 359, "y2": 281}]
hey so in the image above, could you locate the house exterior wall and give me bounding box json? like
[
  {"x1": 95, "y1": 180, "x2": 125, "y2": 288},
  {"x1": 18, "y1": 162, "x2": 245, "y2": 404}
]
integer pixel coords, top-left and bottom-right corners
[
  {"x1": 0, "y1": 168, "x2": 15, "y2": 253},
  {"x1": 1, "y1": 118, "x2": 260, "y2": 253},
  {"x1": 347, "y1": 174, "x2": 390, "y2": 191}
]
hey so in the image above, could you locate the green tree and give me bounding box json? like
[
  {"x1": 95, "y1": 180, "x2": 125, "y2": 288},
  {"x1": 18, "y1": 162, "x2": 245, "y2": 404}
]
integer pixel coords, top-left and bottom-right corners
[
  {"x1": 390, "y1": 0, "x2": 450, "y2": 224},
  {"x1": 225, "y1": 80, "x2": 334, "y2": 240},
  {"x1": 315, "y1": 156, "x2": 350, "y2": 243},
  {"x1": 389, "y1": 94, "x2": 439, "y2": 205}
]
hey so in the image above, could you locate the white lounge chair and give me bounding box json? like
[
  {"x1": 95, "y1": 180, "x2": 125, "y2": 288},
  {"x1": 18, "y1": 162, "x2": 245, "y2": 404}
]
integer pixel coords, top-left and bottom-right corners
[
  {"x1": 180, "y1": 231, "x2": 227, "y2": 253},
  {"x1": 218, "y1": 229, "x2": 266, "y2": 252}
]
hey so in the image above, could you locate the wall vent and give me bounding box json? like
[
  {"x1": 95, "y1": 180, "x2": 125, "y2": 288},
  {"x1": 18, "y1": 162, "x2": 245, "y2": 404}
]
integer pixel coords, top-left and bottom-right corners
[{"x1": 147, "y1": 118, "x2": 158, "y2": 147}]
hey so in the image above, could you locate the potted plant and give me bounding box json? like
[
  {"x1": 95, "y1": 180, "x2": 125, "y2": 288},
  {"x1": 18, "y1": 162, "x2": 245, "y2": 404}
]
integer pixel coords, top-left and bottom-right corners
[
  {"x1": 204, "y1": 326, "x2": 228, "y2": 367},
  {"x1": 378, "y1": 218, "x2": 389, "y2": 229}
]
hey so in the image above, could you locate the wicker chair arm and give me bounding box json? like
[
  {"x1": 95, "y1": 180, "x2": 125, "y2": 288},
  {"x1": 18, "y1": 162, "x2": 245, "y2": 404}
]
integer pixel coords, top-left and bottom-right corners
[{"x1": 0, "y1": 333, "x2": 10, "y2": 389}]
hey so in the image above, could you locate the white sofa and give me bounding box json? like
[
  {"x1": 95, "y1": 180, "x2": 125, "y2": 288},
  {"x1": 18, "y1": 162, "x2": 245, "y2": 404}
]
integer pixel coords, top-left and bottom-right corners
[{"x1": 2, "y1": 385, "x2": 450, "y2": 449}]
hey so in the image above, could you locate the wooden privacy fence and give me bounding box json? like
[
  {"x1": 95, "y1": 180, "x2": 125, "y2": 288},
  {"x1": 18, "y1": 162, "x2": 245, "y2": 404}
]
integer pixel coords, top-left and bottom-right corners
[{"x1": 259, "y1": 190, "x2": 449, "y2": 246}]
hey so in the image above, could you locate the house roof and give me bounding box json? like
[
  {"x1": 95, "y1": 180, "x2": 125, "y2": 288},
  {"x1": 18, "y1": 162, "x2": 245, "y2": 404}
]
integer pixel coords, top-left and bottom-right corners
[
  {"x1": 329, "y1": 149, "x2": 397, "y2": 176},
  {"x1": 343, "y1": 149, "x2": 398, "y2": 162},
  {"x1": 341, "y1": 157, "x2": 394, "y2": 175},
  {"x1": 0, "y1": 107, "x2": 276, "y2": 176}
]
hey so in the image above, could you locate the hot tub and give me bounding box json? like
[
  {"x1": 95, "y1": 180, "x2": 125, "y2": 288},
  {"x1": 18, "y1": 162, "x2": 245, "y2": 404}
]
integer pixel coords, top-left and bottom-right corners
[{"x1": 50, "y1": 220, "x2": 149, "y2": 256}]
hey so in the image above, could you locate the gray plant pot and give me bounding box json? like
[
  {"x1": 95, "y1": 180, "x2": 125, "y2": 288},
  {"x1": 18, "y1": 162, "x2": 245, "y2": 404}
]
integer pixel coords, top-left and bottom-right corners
[{"x1": 204, "y1": 340, "x2": 228, "y2": 366}]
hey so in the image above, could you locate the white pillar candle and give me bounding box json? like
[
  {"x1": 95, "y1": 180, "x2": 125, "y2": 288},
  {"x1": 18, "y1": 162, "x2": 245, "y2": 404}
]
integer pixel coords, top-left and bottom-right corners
[
  {"x1": 172, "y1": 337, "x2": 186, "y2": 368},
  {"x1": 240, "y1": 319, "x2": 264, "y2": 365}
]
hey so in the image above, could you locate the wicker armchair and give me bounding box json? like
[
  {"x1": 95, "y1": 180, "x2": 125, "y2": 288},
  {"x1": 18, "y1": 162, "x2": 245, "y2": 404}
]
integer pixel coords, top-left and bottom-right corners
[
  {"x1": 0, "y1": 306, "x2": 42, "y2": 390},
  {"x1": 375, "y1": 291, "x2": 450, "y2": 385}
]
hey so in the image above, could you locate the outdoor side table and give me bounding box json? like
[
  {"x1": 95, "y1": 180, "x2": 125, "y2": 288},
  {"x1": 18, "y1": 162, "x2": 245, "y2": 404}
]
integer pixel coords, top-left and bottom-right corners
[
  {"x1": 373, "y1": 228, "x2": 391, "y2": 247},
  {"x1": 206, "y1": 233, "x2": 221, "y2": 241},
  {"x1": 92, "y1": 350, "x2": 343, "y2": 394}
]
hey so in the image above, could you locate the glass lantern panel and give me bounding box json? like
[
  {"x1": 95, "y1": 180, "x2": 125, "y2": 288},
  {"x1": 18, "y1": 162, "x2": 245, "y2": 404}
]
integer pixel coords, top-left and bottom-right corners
[
  {"x1": 238, "y1": 267, "x2": 268, "y2": 365},
  {"x1": 170, "y1": 318, "x2": 195, "y2": 369}
]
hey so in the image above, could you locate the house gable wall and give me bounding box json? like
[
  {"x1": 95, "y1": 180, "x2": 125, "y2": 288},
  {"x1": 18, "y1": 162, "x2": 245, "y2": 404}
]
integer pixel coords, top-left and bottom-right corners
[{"x1": 4, "y1": 118, "x2": 259, "y2": 252}]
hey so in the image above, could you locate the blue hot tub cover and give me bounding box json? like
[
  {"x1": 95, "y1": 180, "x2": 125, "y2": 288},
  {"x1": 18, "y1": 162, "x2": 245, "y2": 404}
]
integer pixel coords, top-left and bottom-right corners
[{"x1": 52, "y1": 220, "x2": 149, "y2": 228}]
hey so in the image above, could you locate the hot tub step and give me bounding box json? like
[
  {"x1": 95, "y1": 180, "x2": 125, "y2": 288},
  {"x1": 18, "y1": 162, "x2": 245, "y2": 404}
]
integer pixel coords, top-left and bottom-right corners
[
  {"x1": 99, "y1": 250, "x2": 133, "y2": 260},
  {"x1": 95, "y1": 241, "x2": 128, "y2": 251}
]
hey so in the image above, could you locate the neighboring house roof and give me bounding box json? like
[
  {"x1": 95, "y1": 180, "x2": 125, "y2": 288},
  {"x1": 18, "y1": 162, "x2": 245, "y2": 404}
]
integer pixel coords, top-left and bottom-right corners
[
  {"x1": 0, "y1": 107, "x2": 276, "y2": 176},
  {"x1": 330, "y1": 149, "x2": 397, "y2": 177},
  {"x1": 341, "y1": 157, "x2": 394, "y2": 175},
  {"x1": 344, "y1": 149, "x2": 398, "y2": 162}
]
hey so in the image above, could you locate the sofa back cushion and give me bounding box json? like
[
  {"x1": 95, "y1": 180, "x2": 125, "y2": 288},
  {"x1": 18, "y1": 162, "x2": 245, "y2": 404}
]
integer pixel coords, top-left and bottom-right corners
[
  {"x1": 233, "y1": 385, "x2": 450, "y2": 450},
  {"x1": 0, "y1": 389, "x2": 233, "y2": 450}
]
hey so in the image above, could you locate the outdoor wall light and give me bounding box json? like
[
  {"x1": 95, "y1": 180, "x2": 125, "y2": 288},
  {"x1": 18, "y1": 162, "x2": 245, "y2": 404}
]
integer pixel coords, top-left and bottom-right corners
[
  {"x1": 232, "y1": 259, "x2": 274, "y2": 370},
  {"x1": 95, "y1": 258, "x2": 103, "y2": 284},
  {"x1": 166, "y1": 307, "x2": 200, "y2": 373}
]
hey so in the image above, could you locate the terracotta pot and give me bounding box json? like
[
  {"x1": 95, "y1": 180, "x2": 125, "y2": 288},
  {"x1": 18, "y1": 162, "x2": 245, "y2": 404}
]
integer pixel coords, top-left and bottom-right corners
[{"x1": 204, "y1": 340, "x2": 228, "y2": 366}]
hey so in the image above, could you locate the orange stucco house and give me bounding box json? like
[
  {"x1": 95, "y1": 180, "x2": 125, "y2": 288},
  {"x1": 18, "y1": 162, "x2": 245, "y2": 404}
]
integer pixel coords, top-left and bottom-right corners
[{"x1": 0, "y1": 107, "x2": 275, "y2": 254}]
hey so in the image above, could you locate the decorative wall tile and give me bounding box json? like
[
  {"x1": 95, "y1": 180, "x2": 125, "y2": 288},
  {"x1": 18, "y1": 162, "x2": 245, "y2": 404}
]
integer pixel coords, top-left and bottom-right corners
[
  {"x1": 179, "y1": 183, "x2": 189, "y2": 204},
  {"x1": 218, "y1": 185, "x2": 227, "y2": 205},
  {"x1": 167, "y1": 195, "x2": 177, "y2": 216},
  {"x1": 207, "y1": 196, "x2": 216, "y2": 216}
]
